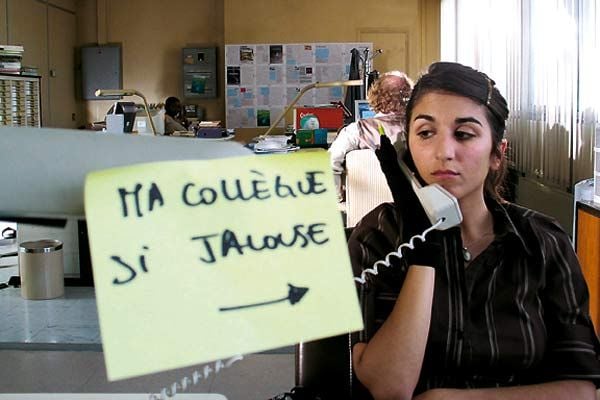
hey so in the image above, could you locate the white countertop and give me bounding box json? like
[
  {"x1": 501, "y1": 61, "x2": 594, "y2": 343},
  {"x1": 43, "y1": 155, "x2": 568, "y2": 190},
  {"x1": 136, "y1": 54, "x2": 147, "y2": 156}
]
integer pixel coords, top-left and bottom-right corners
[{"x1": 0, "y1": 281, "x2": 101, "y2": 349}]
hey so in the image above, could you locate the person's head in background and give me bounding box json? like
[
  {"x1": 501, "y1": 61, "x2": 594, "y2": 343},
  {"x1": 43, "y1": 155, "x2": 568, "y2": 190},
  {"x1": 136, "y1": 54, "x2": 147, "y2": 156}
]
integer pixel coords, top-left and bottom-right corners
[
  {"x1": 165, "y1": 96, "x2": 182, "y2": 118},
  {"x1": 404, "y1": 61, "x2": 509, "y2": 203},
  {"x1": 367, "y1": 71, "x2": 414, "y2": 116}
]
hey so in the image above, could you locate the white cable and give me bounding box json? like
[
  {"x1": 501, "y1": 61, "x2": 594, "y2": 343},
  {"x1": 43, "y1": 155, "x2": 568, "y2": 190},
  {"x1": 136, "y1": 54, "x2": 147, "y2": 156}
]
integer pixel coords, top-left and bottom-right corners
[
  {"x1": 354, "y1": 218, "x2": 444, "y2": 285},
  {"x1": 147, "y1": 219, "x2": 444, "y2": 399},
  {"x1": 148, "y1": 355, "x2": 244, "y2": 399}
]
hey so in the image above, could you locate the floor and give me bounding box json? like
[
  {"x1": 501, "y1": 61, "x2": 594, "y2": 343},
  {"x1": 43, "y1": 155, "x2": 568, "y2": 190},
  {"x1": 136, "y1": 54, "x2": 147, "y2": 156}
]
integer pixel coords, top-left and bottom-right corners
[{"x1": 0, "y1": 255, "x2": 295, "y2": 400}]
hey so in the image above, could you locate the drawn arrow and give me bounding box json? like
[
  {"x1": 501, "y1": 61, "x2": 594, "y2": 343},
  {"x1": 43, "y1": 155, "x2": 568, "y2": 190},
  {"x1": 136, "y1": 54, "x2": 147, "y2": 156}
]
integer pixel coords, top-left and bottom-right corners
[{"x1": 219, "y1": 283, "x2": 309, "y2": 312}]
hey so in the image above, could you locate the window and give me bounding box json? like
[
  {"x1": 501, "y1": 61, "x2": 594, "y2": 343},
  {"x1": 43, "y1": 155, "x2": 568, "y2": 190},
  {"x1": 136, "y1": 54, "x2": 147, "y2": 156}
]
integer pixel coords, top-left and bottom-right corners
[{"x1": 441, "y1": 0, "x2": 600, "y2": 192}]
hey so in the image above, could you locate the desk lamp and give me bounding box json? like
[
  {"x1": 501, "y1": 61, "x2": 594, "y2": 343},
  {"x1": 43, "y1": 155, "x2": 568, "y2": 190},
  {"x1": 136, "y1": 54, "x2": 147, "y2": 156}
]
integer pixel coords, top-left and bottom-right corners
[
  {"x1": 263, "y1": 79, "x2": 363, "y2": 137},
  {"x1": 95, "y1": 89, "x2": 157, "y2": 136}
]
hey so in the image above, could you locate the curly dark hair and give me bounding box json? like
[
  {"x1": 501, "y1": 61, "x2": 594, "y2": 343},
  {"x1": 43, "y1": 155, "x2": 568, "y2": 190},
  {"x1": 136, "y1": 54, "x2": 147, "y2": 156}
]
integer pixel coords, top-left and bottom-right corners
[
  {"x1": 165, "y1": 96, "x2": 182, "y2": 118},
  {"x1": 367, "y1": 72, "x2": 413, "y2": 116},
  {"x1": 405, "y1": 62, "x2": 510, "y2": 201}
]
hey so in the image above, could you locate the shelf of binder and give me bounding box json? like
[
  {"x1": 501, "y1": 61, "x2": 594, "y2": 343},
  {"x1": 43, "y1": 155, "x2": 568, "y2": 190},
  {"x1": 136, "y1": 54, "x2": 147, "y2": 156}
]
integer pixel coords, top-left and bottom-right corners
[{"x1": 0, "y1": 74, "x2": 41, "y2": 127}]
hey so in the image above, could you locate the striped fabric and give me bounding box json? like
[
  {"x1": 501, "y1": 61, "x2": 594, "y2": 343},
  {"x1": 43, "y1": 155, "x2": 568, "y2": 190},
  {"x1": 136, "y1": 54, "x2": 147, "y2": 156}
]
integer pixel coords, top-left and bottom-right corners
[{"x1": 348, "y1": 199, "x2": 600, "y2": 394}]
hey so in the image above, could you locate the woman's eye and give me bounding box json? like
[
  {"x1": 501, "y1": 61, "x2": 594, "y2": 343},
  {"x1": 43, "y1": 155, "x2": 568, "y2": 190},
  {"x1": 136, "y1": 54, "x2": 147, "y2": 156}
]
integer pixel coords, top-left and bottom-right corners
[
  {"x1": 416, "y1": 130, "x2": 434, "y2": 139},
  {"x1": 455, "y1": 130, "x2": 475, "y2": 140}
]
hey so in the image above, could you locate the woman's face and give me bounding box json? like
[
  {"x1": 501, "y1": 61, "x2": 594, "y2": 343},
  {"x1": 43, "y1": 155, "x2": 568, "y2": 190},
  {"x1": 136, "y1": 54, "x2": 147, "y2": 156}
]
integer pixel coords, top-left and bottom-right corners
[{"x1": 408, "y1": 91, "x2": 503, "y2": 203}]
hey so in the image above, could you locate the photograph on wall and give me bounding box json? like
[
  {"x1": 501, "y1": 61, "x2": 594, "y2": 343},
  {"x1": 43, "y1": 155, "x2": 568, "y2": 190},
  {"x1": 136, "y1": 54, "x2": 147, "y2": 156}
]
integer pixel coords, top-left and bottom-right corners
[
  {"x1": 184, "y1": 54, "x2": 195, "y2": 65},
  {"x1": 240, "y1": 46, "x2": 254, "y2": 63},
  {"x1": 191, "y1": 74, "x2": 209, "y2": 94},
  {"x1": 299, "y1": 66, "x2": 313, "y2": 84},
  {"x1": 269, "y1": 45, "x2": 283, "y2": 64},
  {"x1": 257, "y1": 109, "x2": 271, "y2": 126},
  {"x1": 227, "y1": 66, "x2": 241, "y2": 85}
]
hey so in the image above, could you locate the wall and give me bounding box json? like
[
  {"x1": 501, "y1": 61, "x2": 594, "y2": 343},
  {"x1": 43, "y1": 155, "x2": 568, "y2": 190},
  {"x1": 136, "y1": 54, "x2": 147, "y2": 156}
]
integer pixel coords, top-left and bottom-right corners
[
  {"x1": 77, "y1": 0, "x2": 225, "y2": 124},
  {"x1": 224, "y1": 0, "x2": 439, "y2": 138},
  {"x1": 0, "y1": 0, "x2": 7, "y2": 43},
  {"x1": 77, "y1": 0, "x2": 439, "y2": 127},
  {"x1": 224, "y1": 0, "x2": 439, "y2": 78}
]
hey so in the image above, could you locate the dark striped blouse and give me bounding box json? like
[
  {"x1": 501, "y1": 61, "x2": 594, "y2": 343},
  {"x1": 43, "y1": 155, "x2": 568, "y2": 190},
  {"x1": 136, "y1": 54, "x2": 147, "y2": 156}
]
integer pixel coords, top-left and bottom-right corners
[{"x1": 348, "y1": 199, "x2": 600, "y2": 393}]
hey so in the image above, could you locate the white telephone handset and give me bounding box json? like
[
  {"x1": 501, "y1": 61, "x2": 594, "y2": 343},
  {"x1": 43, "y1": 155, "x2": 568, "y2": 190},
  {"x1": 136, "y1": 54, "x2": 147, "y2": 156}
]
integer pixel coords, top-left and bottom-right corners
[
  {"x1": 397, "y1": 160, "x2": 463, "y2": 230},
  {"x1": 354, "y1": 127, "x2": 463, "y2": 284}
]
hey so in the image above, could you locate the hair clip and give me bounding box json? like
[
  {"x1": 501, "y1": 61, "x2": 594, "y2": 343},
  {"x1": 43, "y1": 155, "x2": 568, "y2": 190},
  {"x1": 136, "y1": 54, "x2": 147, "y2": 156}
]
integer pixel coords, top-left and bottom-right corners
[{"x1": 486, "y1": 78, "x2": 493, "y2": 106}]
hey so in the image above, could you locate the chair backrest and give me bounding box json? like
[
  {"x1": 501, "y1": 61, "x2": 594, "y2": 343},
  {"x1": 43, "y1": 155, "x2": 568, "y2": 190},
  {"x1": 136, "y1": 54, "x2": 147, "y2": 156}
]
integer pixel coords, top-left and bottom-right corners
[
  {"x1": 294, "y1": 334, "x2": 353, "y2": 399},
  {"x1": 294, "y1": 227, "x2": 373, "y2": 399},
  {"x1": 345, "y1": 149, "x2": 393, "y2": 227},
  {"x1": 295, "y1": 328, "x2": 373, "y2": 399}
]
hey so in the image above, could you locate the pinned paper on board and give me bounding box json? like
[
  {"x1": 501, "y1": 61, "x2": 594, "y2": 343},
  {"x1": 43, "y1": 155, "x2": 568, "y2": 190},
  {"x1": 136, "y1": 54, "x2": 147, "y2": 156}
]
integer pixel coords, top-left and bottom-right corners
[{"x1": 84, "y1": 151, "x2": 363, "y2": 381}]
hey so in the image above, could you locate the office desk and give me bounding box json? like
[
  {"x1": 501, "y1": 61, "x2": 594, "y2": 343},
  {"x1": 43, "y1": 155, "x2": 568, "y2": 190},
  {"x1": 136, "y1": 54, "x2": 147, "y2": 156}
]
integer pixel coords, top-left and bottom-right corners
[
  {"x1": 0, "y1": 284, "x2": 293, "y2": 398},
  {"x1": 575, "y1": 200, "x2": 600, "y2": 333}
]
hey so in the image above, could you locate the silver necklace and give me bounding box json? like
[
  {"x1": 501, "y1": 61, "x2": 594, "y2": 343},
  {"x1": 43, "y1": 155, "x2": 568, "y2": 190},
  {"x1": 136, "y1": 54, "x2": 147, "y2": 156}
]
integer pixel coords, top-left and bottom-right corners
[
  {"x1": 462, "y1": 247, "x2": 472, "y2": 262},
  {"x1": 462, "y1": 232, "x2": 494, "y2": 263}
]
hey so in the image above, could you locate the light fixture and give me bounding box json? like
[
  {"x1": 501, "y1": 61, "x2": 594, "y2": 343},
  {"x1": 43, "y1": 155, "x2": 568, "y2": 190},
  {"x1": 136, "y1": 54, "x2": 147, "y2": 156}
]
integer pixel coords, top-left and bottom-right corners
[
  {"x1": 95, "y1": 89, "x2": 157, "y2": 136},
  {"x1": 263, "y1": 79, "x2": 363, "y2": 137}
]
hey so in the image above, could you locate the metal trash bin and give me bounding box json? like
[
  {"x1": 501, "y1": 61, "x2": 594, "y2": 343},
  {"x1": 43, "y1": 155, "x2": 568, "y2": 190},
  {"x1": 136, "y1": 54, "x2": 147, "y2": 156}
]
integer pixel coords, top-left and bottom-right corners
[{"x1": 19, "y1": 239, "x2": 64, "y2": 300}]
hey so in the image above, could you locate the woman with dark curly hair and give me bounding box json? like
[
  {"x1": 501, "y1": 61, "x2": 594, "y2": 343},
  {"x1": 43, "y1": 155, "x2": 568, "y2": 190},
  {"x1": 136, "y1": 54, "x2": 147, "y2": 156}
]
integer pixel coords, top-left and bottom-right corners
[
  {"x1": 350, "y1": 61, "x2": 600, "y2": 399},
  {"x1": 328, "y1": 71, "x2": 413, "y2": 202}
]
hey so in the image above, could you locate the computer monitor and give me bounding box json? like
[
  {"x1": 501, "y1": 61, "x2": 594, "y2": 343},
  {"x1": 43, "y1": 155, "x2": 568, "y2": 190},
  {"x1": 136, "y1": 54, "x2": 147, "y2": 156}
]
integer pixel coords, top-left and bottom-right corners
[{"x1": 354, "y1": 99, "x2": 376, "y2": 121}]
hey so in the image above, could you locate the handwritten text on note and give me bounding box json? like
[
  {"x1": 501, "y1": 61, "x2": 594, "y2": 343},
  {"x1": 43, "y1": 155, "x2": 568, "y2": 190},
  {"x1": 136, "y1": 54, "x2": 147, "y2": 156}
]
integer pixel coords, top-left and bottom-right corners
[{"x1": 84, "y1": 151, "x2": 363, "y2": 381}]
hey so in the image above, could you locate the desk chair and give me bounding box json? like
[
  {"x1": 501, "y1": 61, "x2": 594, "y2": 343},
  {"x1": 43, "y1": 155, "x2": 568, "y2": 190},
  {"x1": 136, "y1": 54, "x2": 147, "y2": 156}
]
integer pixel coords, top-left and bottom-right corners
[
  {"x1": 294, "y1": 228, "x2": 373, "y2": 399},
  {"x1": 344, "y1": 149, "x2": 393, "y2": 228},
  {"x1": 294, "y1": 332, "x2": 373, "y2": 399},
  {"x1": 295, "y1": 148, "x2": 395, "y2": 397}
]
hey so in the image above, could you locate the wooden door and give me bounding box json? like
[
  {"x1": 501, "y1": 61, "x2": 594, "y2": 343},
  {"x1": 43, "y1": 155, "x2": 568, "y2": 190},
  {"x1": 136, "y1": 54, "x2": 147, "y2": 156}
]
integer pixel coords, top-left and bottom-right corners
[
  {"x1": 7, "y1": 0, "x2": 49, "y2": 126},
  {"x1": 48, "y1": 5, "x2": 77, "y2": 128},
  {"x1": 0, "y1": 0, "x2": 7, "y2": 44}
]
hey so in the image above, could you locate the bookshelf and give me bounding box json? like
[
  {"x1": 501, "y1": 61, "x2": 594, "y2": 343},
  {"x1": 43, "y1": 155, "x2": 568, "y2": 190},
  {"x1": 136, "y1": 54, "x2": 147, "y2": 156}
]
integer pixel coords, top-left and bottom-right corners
[{"x1": 0, "y1": 74, "x2": 41, "y2": 127}]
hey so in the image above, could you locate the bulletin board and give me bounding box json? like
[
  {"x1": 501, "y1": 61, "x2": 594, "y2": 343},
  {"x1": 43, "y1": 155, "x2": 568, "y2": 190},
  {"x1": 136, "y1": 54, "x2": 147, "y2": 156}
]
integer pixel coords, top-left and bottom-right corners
[
  {"x1": 224, "y1": 42, "x2": 372, "y2": 129},
  {"x1": 183, "y1": 47, "x2": 218, "y2": 99}
]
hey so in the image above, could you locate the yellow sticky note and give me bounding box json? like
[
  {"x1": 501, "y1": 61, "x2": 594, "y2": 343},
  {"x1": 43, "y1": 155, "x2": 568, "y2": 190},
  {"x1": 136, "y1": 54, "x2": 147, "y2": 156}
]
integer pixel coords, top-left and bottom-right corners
[{"x1": 84, "y1": 151, "x2": 363, "y2": 381}]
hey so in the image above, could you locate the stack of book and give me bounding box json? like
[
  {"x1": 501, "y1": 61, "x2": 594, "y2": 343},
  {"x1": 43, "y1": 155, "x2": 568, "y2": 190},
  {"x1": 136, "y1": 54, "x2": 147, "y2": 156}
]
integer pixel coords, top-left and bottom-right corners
[
  {"x1": 20, "y1": 65, "x2": 38, "y2": 76},
  {"x1": 0, "y1": 44, "x2": 24, "y2": 74}
]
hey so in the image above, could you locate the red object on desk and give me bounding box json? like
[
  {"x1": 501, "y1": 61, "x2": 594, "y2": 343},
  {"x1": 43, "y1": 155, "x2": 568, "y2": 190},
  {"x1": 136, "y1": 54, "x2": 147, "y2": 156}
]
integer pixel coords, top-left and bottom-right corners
[{"x1": 293, "y1": 106, "x2": 345, "y2": 131}]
